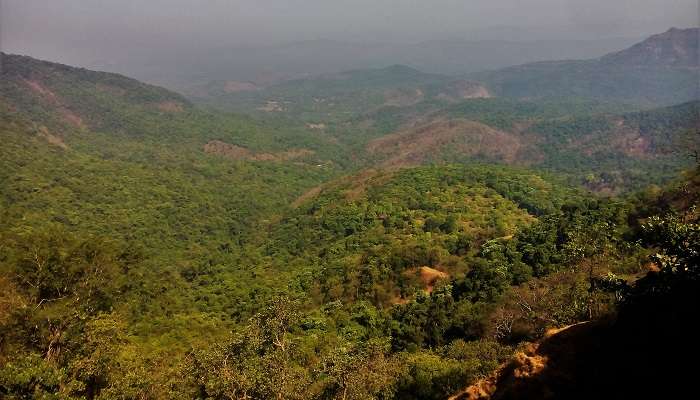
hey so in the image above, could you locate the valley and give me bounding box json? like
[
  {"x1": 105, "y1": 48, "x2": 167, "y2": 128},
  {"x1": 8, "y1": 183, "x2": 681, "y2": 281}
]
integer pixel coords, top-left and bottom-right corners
[{"x1": 0, "y1": 26, "x2": 698, "y2": 400}]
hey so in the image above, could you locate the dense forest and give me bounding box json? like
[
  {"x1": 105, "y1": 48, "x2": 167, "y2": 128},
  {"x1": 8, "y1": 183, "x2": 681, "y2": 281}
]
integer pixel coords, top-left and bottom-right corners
[{"x1": 1, "y1": 27, "x2": 699, "y2": 400}]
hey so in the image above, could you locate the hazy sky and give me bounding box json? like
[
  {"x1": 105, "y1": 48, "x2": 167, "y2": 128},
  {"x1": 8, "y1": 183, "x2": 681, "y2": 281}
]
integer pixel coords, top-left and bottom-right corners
[{"x1": 1, "y1": 0, "x2": 697, "y2": 79}]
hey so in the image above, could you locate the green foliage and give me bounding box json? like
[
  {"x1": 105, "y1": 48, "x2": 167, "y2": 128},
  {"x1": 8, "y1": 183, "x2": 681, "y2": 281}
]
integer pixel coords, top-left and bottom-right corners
[
  {"x1": 0, "y1": 353, "x2": 66, "y2": 400},
  {"x1": 628, "y1": 209, "x2": 700, "y2": 302},
  {"x1": 396, "y1": 340, "x2": 512, "y2": 400}
]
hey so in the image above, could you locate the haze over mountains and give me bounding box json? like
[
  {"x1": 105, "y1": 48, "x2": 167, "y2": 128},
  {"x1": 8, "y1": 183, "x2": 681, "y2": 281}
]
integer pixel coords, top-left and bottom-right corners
[
  {"x1": 188, "y1": 28, "x2": 700, "y2": 117},
  {"x1": 4, "y1": 0, "x2": 696, "y2": 89},
  {"x1": 104, "y1": 36, "x2": 643, "y2": 90}
]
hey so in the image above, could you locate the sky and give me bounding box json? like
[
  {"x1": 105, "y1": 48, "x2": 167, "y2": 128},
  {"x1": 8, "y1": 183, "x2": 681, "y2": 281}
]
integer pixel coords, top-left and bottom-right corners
[{"x1": 1, "y1": 0, "x2": 697, "y2": 83}]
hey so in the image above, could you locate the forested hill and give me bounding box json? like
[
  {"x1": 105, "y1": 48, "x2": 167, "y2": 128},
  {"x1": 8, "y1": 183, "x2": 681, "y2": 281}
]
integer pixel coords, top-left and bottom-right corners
[
  {"x1": 469, "y1": 28, "x2": 700, "y2": 106},
  {"x1": 362, "y1": 99, "x2": 698, "y2": 190},
  {"x1": 0, "y1": 52, "x2": 192, "y2": 135},
  {"x1": 0, "y1": 51, "x2": 352, "y2": 161}
]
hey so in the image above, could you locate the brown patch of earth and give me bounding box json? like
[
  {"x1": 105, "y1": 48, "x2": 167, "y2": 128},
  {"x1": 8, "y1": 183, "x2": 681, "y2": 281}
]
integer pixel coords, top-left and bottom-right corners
[
  {"x1": 291, "y1": 185, "x2": 324, "y2": 208},
  {"x1": 37, "y1": 126, "x2": 68, "y2": 149},
  {"x1": 24, "y1": 79, "x2": 87, "y2": 130},
  {"x1": 435, "y1": 80, "x2": 492, "y2": 102},
  {"x1": 419, "y1": 266, "x2": 449, "y2": 293},
  {"x1": 367, "y1": 119, "x2": 526, "y2": 167},
  {"x1": 402, "y1": 266, "x2": 450, "y2": 294},
  {"x1": 23, "y1": 79, "x2": 60, "y2": 103},
  {"x1": 59, "y1": 109, "x2": 86, "y2": 129},
  {"x1": 449, "y1": 322, "x2": 597, "y2": 400},
  {"x1": 204, "y1": 140, "x2": 254, "y2": 159},
  {"x1": 570, "y1": 117, "x2": 654, "y2": 159},
  {"x1": 223, "y1": 81, "x2": 259, "y2": 93}
]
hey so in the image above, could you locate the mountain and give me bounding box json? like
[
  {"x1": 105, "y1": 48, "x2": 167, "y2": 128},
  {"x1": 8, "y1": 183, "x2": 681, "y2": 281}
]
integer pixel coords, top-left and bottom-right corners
[
  {"x1": 600, "y1": 27, "x2": 699, "y2": 67},
  {"x1": 0, "y1": 52, "x2": 191, "y2": 135},
  {"x1": 470, "y1": 28, "x2": 700, "y2": 106},
  {"x1": 183, "y1": 52, "x2": 696, "y2": 193},
  {"x1": 0, "y1": 52, "x2": 346, "y2": 158}
]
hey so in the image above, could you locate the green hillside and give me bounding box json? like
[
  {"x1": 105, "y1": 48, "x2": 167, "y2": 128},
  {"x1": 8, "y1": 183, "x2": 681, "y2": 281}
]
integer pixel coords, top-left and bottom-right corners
[
  {"x1": 0, "y1": 55, "x2": 347, "y2": 361},
  {"x1": 351, "y1": 98, "x2": 697, "y2": 191}
]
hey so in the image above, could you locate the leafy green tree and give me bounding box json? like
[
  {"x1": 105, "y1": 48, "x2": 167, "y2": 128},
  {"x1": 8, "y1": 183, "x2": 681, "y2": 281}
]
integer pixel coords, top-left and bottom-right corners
[
  {"x1": 185, "y1": 297, "x2": 313, "y2": 400},
  {"x1": 320, "y1": 338, "x2": 402, "y2": 400}
]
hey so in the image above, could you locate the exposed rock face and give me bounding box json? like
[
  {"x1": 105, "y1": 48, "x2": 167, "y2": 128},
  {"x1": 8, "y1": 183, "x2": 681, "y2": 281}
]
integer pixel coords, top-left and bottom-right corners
[
  {"x1": 601, "y1": 28, "x2": 699, "y2": 68},
  {"x1": 449, "y1": 322, "x2": 601, "y2": 400}
]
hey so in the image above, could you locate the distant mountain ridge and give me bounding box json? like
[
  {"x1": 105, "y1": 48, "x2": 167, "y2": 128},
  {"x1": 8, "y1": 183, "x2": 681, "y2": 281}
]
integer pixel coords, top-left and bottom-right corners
[
  {"x1": 82, "y1": 36, "x2": 640, "y2": 90},
  {"x1": 470, "y1": 28, "x2": 699, "y2": 106},
  {"x1": 601, "y1": 28, "x2": 699, "y2": 67}
]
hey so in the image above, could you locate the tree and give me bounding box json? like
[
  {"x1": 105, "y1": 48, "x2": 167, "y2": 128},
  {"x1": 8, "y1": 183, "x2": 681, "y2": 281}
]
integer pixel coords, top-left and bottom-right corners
[
  {"x1": 184, "y1": 296, "x2": 313, "y2": 400},
  {"x1": 0, "y1": 226, "x2": 136, "y2": 399},
  {"x1": 320, "y1": 338, "x2": 402, "y2": 400}
]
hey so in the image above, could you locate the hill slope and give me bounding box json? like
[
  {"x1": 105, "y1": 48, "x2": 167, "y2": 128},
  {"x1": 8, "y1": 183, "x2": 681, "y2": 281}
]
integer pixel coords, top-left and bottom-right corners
[
  {"x1": 360, "y1": 98, "x2": 698, "y2": 191},
  {"x1": 0, "y1": 54, "x2": 345, "y2": 345},
  {"x1": 1, "y1": 52, "x2": 191, "y2": 134}
]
